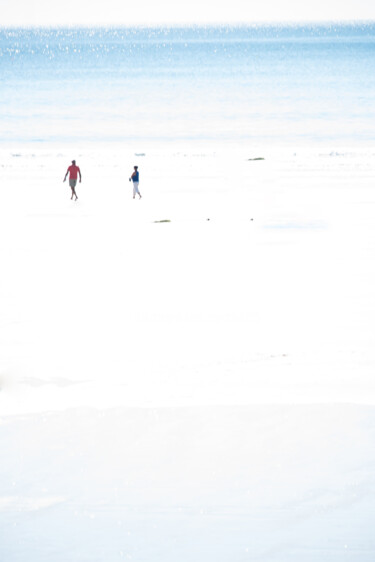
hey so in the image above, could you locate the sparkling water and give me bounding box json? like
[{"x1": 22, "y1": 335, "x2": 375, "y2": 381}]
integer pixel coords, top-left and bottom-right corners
[{"x1": 1, "y1": 24, "x2": 374, "y2": 146}]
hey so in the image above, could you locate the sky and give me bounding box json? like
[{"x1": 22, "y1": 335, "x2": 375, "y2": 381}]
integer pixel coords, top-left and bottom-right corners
[{"x1": 0, "y1": 0, "x2": 375, "y2": 26}]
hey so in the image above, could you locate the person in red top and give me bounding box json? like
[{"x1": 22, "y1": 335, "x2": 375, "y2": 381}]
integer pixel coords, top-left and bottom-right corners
[{"x1": 63, "y1": 160, "x2": 82, "y2": 200}]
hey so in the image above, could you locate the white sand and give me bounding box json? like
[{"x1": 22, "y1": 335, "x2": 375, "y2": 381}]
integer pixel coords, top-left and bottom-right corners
[{"x1": 1, "y1": 145, "x2": 375, "y2": 560}]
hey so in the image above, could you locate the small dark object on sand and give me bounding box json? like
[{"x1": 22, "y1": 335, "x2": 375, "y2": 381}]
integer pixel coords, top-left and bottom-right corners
[{"x1": 248, "y1": 157, "x2": 265, "y2": 161}]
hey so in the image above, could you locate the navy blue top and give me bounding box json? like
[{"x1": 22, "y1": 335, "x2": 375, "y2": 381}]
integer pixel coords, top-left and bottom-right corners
[{"x1": 132, "y1": 171, "x2": 139, "y2": 182}]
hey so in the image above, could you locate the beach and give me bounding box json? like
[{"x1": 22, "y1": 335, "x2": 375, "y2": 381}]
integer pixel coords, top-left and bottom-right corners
[
  {"x1": 1, "y1": 21, "x2": 375, "y2": 561},
  {"x1": 1, "y1": 144, "x2": 375, "y2": 560}
]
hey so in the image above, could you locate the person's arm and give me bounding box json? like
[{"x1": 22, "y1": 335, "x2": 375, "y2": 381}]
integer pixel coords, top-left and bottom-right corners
[
  {"x1": 78, "y1": 168, "x2": 82, "y2": 182},
  {"x1": 63, "y1": 169, "x2": 68, "y2": 182}
]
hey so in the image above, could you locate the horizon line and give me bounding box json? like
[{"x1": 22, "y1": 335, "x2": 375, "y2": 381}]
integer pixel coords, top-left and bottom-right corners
[{"x1": 1, "y1": 19, "x2": 375, "y2": 30}]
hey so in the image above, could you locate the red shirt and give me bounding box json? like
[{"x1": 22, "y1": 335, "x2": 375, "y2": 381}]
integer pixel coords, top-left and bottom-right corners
[{"x1": 67, "y1": 165, "x2": 80, "y2": 180}]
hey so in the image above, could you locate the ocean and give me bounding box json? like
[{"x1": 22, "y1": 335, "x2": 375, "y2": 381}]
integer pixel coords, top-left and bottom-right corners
[{"x1": 1, "y1": 23, "x2": 375, "y2": 147}]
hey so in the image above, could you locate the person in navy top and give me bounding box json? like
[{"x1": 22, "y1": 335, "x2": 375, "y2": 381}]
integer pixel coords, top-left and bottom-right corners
[{"x1": 129, "y1": 166, "x2": 142, "y2": 199}]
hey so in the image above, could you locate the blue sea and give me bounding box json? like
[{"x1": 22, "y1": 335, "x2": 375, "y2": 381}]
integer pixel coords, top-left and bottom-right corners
[{"x1": 0, "y1": 24, "x2": 374, "y2": 146}]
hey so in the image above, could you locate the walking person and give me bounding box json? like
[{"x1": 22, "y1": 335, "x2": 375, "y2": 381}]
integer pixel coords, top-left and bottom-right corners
[
  {"x1": 129, "y1": 166, "x2": 142, "y2": 199},
  {"x1": 63, "y1": 160, "x2": 82, "y2": 200}
]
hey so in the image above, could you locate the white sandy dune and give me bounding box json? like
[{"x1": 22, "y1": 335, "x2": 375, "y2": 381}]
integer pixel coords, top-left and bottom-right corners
[{"x1": 1, "y1": 146, "x2": 375, "y2": 560}]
